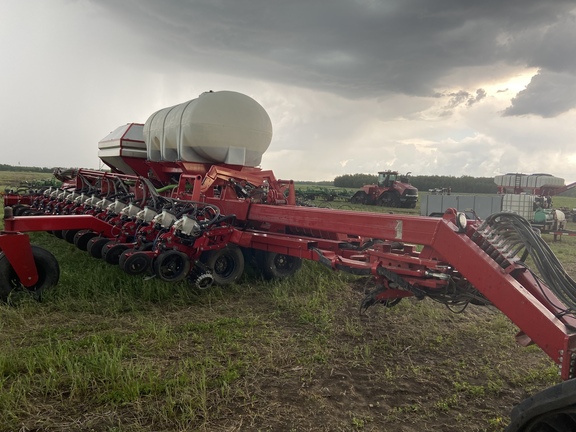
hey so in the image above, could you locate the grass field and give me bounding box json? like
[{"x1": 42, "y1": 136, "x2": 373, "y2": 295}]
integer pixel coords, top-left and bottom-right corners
[{"x1": 2, "y1": 178, "x2": 576, "y2": 431}]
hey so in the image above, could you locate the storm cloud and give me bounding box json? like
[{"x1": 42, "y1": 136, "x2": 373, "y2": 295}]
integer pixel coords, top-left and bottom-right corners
[{"x1": 1, "y1": 0, "x2": 575, "y2": 181}]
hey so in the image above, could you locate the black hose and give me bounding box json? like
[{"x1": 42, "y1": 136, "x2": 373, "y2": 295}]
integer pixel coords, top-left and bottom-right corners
[{"x1": 483, "y1": 212, "x2": 576, "y2": 314}]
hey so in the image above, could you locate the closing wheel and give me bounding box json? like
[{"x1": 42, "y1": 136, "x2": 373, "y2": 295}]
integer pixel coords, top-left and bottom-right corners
[
  {"x1": 255, "y1": 250, "x2": 302, "y2": 280},
  {"x1": 153, "y1": 250, "x2": 191, "y2": 282},
  {"x1": 201, "y1": 245, "x2": 245, "y2": 285},
  {"x1": 87, "y1": 236, "x2": 111, "y2": 259},
  {"x1": 102, "y1": 242, "x2": 129, "y2": 265},
  {"x1": 194, "y1": 273, "x2": 214, "y2": 289},
  {"x1": 119, "y1": 250, "x2": 152, "y2": 276},
  {"x1": 0, "y1": 246, "x2": 60, "y2": 301},
  {"x1": 74, "y1": 230, "x2": 98, "y2": 251}
]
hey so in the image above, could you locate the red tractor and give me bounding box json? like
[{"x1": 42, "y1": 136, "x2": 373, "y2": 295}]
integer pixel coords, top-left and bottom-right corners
[{"x1": 350, "y1": 170, "x2": 418, "y2": 208}]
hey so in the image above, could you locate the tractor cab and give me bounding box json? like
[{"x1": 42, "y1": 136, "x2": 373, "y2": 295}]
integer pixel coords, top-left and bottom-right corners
[{"x1": 378, "y1": 171, "x2": 399, "y2": 188}]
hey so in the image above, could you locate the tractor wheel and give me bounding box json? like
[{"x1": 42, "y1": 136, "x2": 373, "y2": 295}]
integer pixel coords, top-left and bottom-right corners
[
  {"x1": 0, "y1": 246, "x2": 60, "y2": 302},
  {"x1": 73, "y1": 230, "x2": 98, "y2": 251},
  {"x1": 102, "y1": 242, "x2": 129, "y2": 265},
  {"x1": 379, "y1": 192, "x2": 400, "y2": 208},
  {"x1": 119, "y1": 250, "x2": 152, "y2": 276},
  {"x1": 350, "y1": 191, "x2": 368, "y2": 205},
  {"x1": 63, "y1": 229, "x2": 80, "y2": 244},
  {"x1": 153, "y1": 250, "x2": 190, "y2": 282},
  {"x1": 53, "y1": 230, "x2": 64, "y2": 239},
  {"x1": 87, "y1": 236, "x2": 111, "y2": 259},
  {"x1": 201, "y1": 245, "x2": 245, "y2": 285},
  {"x1": 508, "y1": 380, "x2": 576, "y2": 432},
  {"x1": 255, "y1": 250, "x2": 302, "y2": 280}
]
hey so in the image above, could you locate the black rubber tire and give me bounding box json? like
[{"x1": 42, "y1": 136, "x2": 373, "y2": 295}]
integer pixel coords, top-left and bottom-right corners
[
  {"x1": 0, "y1": 245, "x2": 60, "y2": 302},
  {"x1": 13, "y1": 205, "x2": 30, "y2": 216},
  {"x1": 87, "y1": 237, "x2": 111, "y2": 259},
  {"x1": 73, "y1": 230, "x2": 98, "y2": 251},
  {"x1": 10, "y1": 204, "x2": 27, "y2": 215},
  {"x1": 102, "y1": 242, "x2": 129, "y2": 265},
  {"x1": 517, "y1": 410, "x2": 576, "y2": 432},
  {"x1": 63, "y1": 229, "x2": 80, "y2": 244},
  {"x1": 153, "y1": 250, "x2": 191, "y2": 282},
  {"x1": 119, "y1": 250, "x2": 152, "y2": 276},
  {"x1": 255, "y1": 250, "x2": 302, "y2": 280},
  {"x1": 201, "y1": 245, "x2": 245, "y2": 285},
  {"x1": 53, "y1": 230, "x2": 64, "y2": 239}
]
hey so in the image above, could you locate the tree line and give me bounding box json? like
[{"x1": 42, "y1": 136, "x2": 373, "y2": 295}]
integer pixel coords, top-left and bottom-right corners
[
  {"x1": 333, "y1": 173, "x2": 497, "y2": 194},
  {"x1": 0, "y1": 164, "x2": 54, "y2": 173}
]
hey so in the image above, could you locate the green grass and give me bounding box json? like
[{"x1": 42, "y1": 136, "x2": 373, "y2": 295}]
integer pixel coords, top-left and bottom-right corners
[{"x1": 0, "y1": 238, "x2": 564, "y2": 431}]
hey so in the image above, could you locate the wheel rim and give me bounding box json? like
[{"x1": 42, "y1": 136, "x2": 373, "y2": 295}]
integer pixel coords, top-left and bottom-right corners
[
  {"x1": 214, "y1": 255, "x2": 235, "y2": 278},
  {"x1": 202, "y1": 245, "x2": 244, "y2": 285},
  {"x1": 256, "y1": 250, "x2": 302, "y2": 280},
  {"x1": 274, "y1": 254, "x2": 292, "y2": 270},
  {"x1": 155, "y1": 251, "x2": 190, "y2": 282},
  {"x1": 121, "y1": 252, "x2": 151, "y2": 275}
]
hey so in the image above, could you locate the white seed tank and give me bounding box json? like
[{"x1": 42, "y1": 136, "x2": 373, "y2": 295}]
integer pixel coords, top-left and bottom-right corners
[{"x1": 144, "y1": 90, "x2": 272, "y2": 167}]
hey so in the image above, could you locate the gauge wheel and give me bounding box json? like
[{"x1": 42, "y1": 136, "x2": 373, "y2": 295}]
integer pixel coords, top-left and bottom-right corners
[
  {"x1": 102, "y1": 242, "x2": 129, "y2": 265},
  {"x1": 87, "y1": 237, "x2": 111, "y2": 259},
  {"x1": 153, "y1": 250, "x2": 191, "y2": 282},
  {"x1": 201, "y1": 245, "x2": 245, "y2": 285},
  {"x1": 119, "y1": 250, "x2": 152, "y2": 276},
  {"x1": 63, "y1": 229, "x2": 80, "y2": 244},
  {"x1": 255, "y1": 250, "x2": 302, "y2": 280},
  {"x1": 74, "y1": 230, "x2": 98, "y2": 251}
]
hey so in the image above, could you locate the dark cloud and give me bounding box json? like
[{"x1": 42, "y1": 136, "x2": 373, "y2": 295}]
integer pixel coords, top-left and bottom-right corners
[
  {"x1": 90, "y1": 0, "x2": 576, "y2": 103},
  {"x1": 442, "y1": 89, "x2": 487, "y2": 109},
  {"x1": 503, "y1": 71, "x2": 576, "y2": 117},
  {"x1": 445, "y1": 91, "x2": 472, "y2": 109},
  {"x1": 498, "y1": 11, "x2": 576, "y2": 116},
  {"x1": 526, "y1": 13, "x2": 576, "y2": 74},
  {"x1": 468, "y1": 89, "x2": 487, "y2": 106}
]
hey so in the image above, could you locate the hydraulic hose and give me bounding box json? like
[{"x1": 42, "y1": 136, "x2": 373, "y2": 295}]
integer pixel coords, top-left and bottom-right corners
[{"x1": 481, "y1": 212, "x2": 576, "y2": 315}]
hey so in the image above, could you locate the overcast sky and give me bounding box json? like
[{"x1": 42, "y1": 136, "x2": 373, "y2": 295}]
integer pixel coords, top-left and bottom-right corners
[{"x1": 2, "y1": 1, "x2": 576, "y2": 182}]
